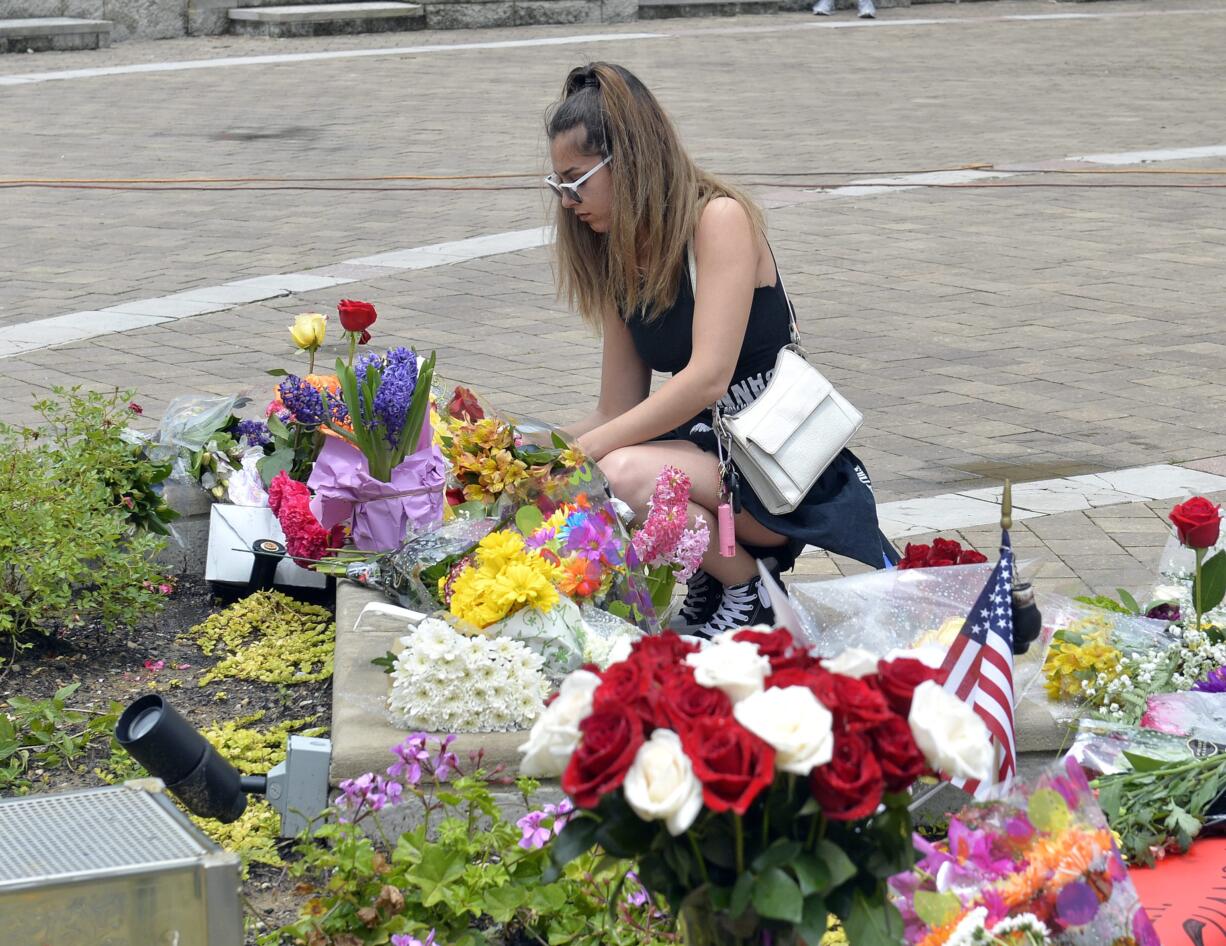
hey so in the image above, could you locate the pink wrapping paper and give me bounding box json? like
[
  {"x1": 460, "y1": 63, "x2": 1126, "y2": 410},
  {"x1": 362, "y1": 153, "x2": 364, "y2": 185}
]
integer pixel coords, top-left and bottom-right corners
[{"x1": 308, "y1": 436, "x2": 445, "y2": 552}]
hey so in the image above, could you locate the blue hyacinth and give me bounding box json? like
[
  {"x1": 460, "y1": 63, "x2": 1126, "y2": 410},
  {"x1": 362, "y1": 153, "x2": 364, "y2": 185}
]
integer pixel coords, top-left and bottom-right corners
[
  {"x1": 350, "y1": 347, "x2": 418, "y2": 448},
  {"x1": 277, "y1": 375, "x2": 324, "y2": 427}
]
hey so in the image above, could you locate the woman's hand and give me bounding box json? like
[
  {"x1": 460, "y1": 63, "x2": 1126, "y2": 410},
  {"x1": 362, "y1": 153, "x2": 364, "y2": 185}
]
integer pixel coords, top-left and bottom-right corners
[{"x1": 576, "y1": 429, "x2": 609, "y2": 463}]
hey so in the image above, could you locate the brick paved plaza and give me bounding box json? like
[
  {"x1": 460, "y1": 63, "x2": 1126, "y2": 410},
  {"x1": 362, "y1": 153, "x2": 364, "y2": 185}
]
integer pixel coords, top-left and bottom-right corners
[{"x1": 3, "y1": 0, "x2": 1226, "y2": 596}]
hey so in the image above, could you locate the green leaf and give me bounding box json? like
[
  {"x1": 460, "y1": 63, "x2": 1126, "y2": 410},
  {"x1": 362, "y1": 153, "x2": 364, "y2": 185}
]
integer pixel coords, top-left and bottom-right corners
[
  {"x1": 404, "y1": 846, "x2": 466, "y2": 907},
  {"x1": 1122, "y1": 751, "x2": 1169, "y2": 773},
  {"x1": 515, "y1": 505, "x2": 545, "y2": 536},
  {"x1": 397, "y1": 351, "x2": 435, "y2": 464},
  {"x1": 257, "y1": 448, "x2": 294, "y2": 487},
  {"x1": 1197, "y1": 551, "x2": 1226, "y2": 615},
  {"x1": 370, "y1": 651, "x2": 397, "y2": 673},
  {"x1": 814, "y1": 840, "x2": 857, "y2": 889},
  {"x1": 1096, "y1": 778, "x2": 1123, "y2": 820},
  {"x1": 266, "y1": 368, "x2": 289, "y2": 377},
  {"x1": 1116, "y1": 588, "x2": 1141, "y2": 615},
  {"x1": 752, "y1": 839, "x2": 803, "y2": 872},
  {"x1": 266, "y1": 412, "x2": 291, "y2": 440},
  {"x1": 551, "y1": 431, "x2": 568, "y2": 450},
  {"x1": 792, "y1": 853, "x2": 831, "y2": 897},
  {"x1": 482, "y1": 883, "x2": 528, "y2": 923},
  {"x1": 914, "y1": 890, "x2": 961, "y2": 928},
  {"x1": 751, "y1": 867, "x2": 804, "y2": 924},
  {"x1": 797, "y1": 894, "x2": 828, "y2": 946},
  {"x1": 730, "y1": 871, "x2": 755, "y2": 918},
  {"x1": 845, "y1": 891, "x2": 905, "y2": 946}
]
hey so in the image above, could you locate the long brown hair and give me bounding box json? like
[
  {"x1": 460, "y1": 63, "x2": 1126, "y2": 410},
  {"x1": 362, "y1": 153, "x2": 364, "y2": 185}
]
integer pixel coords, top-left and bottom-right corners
[{"x1": 546, "y1": 63, "x2": 765, "y2": 328}]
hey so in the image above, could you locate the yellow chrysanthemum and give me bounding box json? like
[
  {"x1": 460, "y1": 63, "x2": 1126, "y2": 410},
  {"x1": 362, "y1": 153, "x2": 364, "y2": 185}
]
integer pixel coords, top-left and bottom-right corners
[
  {"x1": 476, "y1": 531, "x2": 527, "y2": 571},
  {"x1": 490, "y1": 561, "x2": 559, "y2": 615}
]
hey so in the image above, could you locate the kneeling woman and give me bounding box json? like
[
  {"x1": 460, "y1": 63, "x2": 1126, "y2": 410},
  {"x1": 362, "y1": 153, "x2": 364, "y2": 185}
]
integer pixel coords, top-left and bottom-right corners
[{"x1": 549, "y1": 63, "x2": 894, "y2": 637}]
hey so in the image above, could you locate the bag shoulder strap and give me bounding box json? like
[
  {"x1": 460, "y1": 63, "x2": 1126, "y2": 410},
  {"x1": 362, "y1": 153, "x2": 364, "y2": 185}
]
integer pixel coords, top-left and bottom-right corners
[{"x1": 687, "y1": 240, "x2": 803, "y2": 349}]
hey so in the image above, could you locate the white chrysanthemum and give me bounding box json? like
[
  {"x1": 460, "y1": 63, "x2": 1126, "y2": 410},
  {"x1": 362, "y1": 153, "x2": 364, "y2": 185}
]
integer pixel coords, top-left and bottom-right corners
[{"x1": 388, "y1": 622, "x2": 548, "y2": 732}]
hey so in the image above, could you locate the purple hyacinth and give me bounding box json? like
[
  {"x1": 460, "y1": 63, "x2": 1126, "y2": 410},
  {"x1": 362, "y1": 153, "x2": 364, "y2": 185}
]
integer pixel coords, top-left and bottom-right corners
[
  {"x1": 350, "y1": 347, "x2": 419, "y2": 448},
  {"x1": 277, "y1": 375, "x2": 324, "y2": 427},
  {"x1": 1193, "y1": 666, "x2": 1226, "y2": 693},
  {"x1": 234, "y1": 418, "x2": 271, "y2": 448}
]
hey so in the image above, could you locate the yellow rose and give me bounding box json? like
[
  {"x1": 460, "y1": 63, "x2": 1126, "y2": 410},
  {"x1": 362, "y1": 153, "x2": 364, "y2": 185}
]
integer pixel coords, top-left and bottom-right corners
[{"x1": 289, "y1": 313, "x2": 327, "y2": 351}]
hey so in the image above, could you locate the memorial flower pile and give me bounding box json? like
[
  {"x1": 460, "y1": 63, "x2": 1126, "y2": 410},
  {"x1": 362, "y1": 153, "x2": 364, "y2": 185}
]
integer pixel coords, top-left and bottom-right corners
[{"x1": 521, "y1": 628, "x2": 994, "y2": 945}]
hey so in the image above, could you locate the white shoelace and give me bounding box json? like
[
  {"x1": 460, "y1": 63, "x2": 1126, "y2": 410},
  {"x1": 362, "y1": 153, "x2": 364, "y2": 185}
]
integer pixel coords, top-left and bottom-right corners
[{"x1": 702, "y1": 582, "x2": 761, "y2": 634}]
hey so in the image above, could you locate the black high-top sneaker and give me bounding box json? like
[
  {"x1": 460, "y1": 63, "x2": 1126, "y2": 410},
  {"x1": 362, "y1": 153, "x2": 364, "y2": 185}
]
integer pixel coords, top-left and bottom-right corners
[
  {"x1": 667, "y1": 569, "x2": 723, "y2": 633},
  {"x1": 694, "y1": 575, "x2": 778, "y2": 639}
]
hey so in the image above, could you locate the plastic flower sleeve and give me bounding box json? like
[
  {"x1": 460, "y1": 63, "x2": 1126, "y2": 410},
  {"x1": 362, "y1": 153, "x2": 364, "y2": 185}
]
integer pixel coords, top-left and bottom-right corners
[
  {"x1": 888, "y1": 755, "x2": 1157, "y2": 945},
  {"x1": 345, "y1": 516, "x2": 502, "y2": 610},
  {"x1": 148, "y1": 393, "x2": 241, "y2": 478},
  {"x1": 1140, "y1": 690, "x2": 1226, "y2": 743},
  {"x1": 1068, "y1": 718, "x2": 1198, "y2": 778}
]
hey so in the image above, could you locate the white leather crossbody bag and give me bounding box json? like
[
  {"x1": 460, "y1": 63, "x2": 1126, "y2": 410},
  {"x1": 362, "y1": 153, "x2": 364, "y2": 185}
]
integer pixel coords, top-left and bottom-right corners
[{"x1": 688, "y1": 244, "x2": 863, "y2": 515}]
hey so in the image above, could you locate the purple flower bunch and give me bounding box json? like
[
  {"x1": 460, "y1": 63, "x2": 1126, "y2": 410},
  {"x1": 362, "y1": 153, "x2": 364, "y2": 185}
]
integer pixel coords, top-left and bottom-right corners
[
  {"x1": 277, "y1": 375, "x2": 325, "y2": 427},
  {"x1": 515, "y1": 798, "x2": 574, "y2": 850},
  {"x1": 335, "y1": 772, "x2": 403, "y2": 822},
  {"x1": 391, "y1": 932, "x2": 436, "y2": 946},
  {"x1": 1192, "y1": 665, "x2": 1226, "y2": 693},
  {"x1": 560, "y1": 509, "x2": 623, "y2": 566},
  {"x1": 337, "y1": 346, "x2": 420, "y2": 449},
  {"x1": 234, "y1": 418, "x2": 271, "y2": 448},
  {"x1": 336, "y1": 734, "x2": 462, "y2": 823}
]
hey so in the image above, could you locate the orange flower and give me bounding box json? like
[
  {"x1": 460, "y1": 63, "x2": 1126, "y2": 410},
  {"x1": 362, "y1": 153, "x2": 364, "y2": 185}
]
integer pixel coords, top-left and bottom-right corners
[{"x1": 557, "y1": 557, "x2": 603, "y2": 598}]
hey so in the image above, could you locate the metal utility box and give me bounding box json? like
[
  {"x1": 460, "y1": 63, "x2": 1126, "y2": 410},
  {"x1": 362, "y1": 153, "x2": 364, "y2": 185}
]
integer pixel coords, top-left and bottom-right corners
[{"x1": 0, "y1": 781, "x2": 243, "y2": 946}]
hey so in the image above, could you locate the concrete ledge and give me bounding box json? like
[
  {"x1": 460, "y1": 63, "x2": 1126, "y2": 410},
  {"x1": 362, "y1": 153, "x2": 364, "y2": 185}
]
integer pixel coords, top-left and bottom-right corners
[
  {"x1": 229, "y1": 1, "x2": 420, "y2": 22},
  {"x1": 331, "y1": 582, "x2": 530, "y2": 784},
  {"x1": 0, "y1": 16, "x2": 111, "y2": 51}
]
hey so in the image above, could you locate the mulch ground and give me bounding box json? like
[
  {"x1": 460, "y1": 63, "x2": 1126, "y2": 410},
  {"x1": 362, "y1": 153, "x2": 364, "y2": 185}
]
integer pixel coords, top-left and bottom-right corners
[{"x1": 0, "y1": 575, "x2": 333, "y2": 943}]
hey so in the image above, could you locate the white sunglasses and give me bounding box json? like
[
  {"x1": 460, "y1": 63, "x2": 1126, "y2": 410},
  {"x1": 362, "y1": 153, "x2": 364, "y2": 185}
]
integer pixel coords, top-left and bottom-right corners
[{"x1": 544, "y1": 155, "x2": 612, "y2": 203}]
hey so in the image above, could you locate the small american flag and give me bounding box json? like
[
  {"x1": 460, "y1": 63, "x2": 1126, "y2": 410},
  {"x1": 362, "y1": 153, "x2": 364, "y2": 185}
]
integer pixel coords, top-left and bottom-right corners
[{"x1": 939, "y1": 530, "x2": 1017, "y2": 798}]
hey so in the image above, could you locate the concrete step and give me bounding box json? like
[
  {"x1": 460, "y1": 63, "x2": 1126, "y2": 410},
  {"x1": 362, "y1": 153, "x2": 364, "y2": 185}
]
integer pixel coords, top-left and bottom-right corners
[
  {"x1": 0, "y1": 16, "x2": 111, "y2": 53},
  {"x1": 228, "y1": 2, "x2": 424, "y2": 36},
  {"x1": 638, "y1": 0, "x2": 907, "y2": 17}
]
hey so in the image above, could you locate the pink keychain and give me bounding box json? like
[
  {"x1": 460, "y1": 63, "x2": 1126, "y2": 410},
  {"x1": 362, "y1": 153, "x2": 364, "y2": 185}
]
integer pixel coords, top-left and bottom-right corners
[{"x1": 718, "y1": 499, "x2": 736, "y2": 558}]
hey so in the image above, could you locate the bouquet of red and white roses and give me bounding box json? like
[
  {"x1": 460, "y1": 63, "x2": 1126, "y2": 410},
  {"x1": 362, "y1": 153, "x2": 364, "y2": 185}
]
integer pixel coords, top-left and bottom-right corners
[{"x1": 520, "y1": 628, "x2": 995, "y2": 946}]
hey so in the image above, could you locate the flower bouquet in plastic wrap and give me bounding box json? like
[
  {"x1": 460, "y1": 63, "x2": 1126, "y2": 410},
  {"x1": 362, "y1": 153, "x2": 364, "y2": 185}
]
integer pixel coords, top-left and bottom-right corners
[
  {"x1": 888, "y1": 756, "x2": 1159, "y2": 945},
  {"x1": 1041, "y1": 599, "x2": 1190, "y2": 726}
]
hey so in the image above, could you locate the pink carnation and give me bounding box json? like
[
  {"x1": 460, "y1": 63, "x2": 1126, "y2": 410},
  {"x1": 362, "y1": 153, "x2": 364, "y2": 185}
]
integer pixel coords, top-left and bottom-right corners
[{"x1": 268, "y1": 471, "x2": 341, "y2": 567}]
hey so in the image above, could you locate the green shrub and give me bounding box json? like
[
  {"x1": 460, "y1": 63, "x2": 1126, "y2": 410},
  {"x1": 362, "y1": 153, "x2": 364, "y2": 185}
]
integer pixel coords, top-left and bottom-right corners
[{"x1": 0, "y1": 387, "x2": 170, "y2": 645}]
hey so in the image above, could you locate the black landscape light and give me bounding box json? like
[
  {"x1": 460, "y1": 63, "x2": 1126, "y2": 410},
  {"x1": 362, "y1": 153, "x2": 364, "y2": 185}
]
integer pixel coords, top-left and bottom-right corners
[
  {"x1": 249, "y1": 537, "x2": 287, "y2": 590},
  {"x1": 116, "y1": 694, "x2": 332, "y2": 836}
]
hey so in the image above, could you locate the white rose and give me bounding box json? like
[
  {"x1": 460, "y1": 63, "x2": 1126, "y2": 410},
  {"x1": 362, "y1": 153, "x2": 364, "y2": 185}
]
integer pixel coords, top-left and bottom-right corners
[
  {"x1": 622, "y1": 729, "x2": 704, "y2": 835},
  {"x1": 733, "y1": 686, "x2": 834, "y2": 775},
  {"x1": 908, "y1": 681, "x2": 994, "y2": 782},
  {"x1": 686, "y1": 640, "x2": 771, "y2": 703},
  {"x1": 823, "y1": 647, "x2": 879, "y2": 679},
  {"x1": 518, "y1": 669, "x2": 601, "y2": 777}
]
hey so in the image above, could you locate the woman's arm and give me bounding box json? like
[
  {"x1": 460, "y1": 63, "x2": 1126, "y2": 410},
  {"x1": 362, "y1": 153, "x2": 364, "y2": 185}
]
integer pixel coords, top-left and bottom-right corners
[
  {"x1": 563, "y1": 305, "x2": 653, "y2": 439},
  {"x1": 577, "y1": 197, "x2": 759, "y2": 460}
]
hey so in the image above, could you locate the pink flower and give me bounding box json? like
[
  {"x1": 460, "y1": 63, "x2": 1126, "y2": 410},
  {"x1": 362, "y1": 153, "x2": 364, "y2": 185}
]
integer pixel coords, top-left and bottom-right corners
[
  {"x1": 268, "y1": 471, "x2": 340, "y2": 567},
  {"x1": 632, "y1": 465, "x2": 696, "y2": 565},
  {"x1": 143, "y1": 659, "x2": 165, "y2": 672}
]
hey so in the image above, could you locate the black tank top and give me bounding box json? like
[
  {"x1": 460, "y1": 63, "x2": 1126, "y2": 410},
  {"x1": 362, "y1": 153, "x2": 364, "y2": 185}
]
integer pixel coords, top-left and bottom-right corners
[{"x1": 625, "y1": 260, "x2": 793, "y2": 415}]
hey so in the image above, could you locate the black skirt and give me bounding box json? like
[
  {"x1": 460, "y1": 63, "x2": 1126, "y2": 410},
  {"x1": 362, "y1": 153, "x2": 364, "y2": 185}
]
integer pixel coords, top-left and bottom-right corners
[{"x1": 659, "y1": 416, "x2": 898, "y2": 573}]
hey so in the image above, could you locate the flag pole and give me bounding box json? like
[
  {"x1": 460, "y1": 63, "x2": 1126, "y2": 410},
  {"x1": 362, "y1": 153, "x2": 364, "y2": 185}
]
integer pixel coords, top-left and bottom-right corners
[{"x1": 1001, "y1": 479, "x2": 1012, "y2": 531}]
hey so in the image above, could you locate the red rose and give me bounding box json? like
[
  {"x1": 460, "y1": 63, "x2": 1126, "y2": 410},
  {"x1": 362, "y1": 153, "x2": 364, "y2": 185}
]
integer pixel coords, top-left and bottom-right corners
[
  {"x1": 562, "y1": 710, "x2": 644, "y2": 809},
  {"x1": 680, "y1": 716, "x2": 776, "y2": 815},
  {"x1": 766, "y1": 665, "x2": 837, "y2": 708},
  {"x1": 932, "y1": 537, "x2": 963, "y2": 560},
  {"x1": 810, "y1": 732, "x2": 883, "y2": 821},
  {"x1": 827, "y1": 673, "x2": 893, "y2": 733},
  {"x1": 1170, "y1": 496, "x2": 1222, "y2": 550},
  {"x1": 874, "y1": 657, "x2": 944, "y2": 716},
  {"x1": 127, "y1": 401, "x2": 143, "y2": 415},
  {"x1": 870, "y1": 717, "x2": 928, "y2": 792},
  {"x1": 927, "y1": 557, "x2": 956, "y2": 568},
  {"x1": 656, "y1": 666, "x2": 733, "y2": 731},
  {"x1": 733, "y1": 628, "x2": 811, "y2": 672},
  {"x1": 629, "y1": 633, "x2": 698, "y2": 685},
  {"x1": 592, "y1": 659, "x2": 654, "y2": 725},
  {"x1": 958, "y1": 549, "x2": 988, "y2": 565},
  {"x1": 448, "y1": 386, "x2": 485, "y2": 421},
  {"x1": 898, "y1": 543, "x2": 931, "y2": 570},
  {"x1": 337, "y1": 299, "x2": 378, "y2": 333}
]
